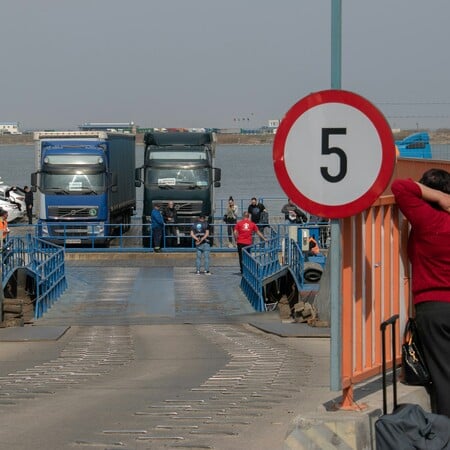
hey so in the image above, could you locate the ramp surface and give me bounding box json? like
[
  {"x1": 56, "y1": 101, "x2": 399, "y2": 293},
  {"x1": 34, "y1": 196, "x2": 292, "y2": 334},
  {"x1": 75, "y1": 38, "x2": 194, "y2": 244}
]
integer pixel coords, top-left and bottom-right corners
[{"x1": 0, "y1": 326, "x2": 69, "y2": 341}]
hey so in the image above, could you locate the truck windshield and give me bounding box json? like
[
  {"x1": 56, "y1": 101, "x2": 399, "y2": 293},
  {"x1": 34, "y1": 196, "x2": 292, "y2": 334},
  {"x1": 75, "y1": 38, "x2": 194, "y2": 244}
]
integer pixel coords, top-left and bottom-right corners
[
  {"x1": 41, "y1": 173, "x2": 106, "y2": 194},
  {"x1": 147, "y1": 168, "x2": 209, "y2": 189}
]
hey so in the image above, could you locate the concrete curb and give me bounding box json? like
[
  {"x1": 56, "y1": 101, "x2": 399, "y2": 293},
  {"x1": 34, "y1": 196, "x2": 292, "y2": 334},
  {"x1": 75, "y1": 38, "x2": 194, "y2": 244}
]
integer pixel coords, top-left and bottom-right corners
[
  {"x1": 284, "y1": 385, "x2": 430, "y2": 449},
  {"x1": 64, "y1": 251, "x2": 238, "y2": 266}
]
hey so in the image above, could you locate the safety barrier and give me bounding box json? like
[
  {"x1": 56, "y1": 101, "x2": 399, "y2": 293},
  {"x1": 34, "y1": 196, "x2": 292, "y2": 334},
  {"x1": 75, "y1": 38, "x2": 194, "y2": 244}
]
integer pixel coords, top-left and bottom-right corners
[
  {"x1": 1, "y1": 236, "x2": 28, "y2": 284},
  {"x1": 240, "y1": 232, "x2": 304, "y2": 311},
  {"x1": 31, "y1": 237, "x2": 67, "y2": 318},
  {"x1": 9, "y1": 221, "x2": 330, "y2": 253},
  {"x1": 1, "y1": 234, "x2": 67, "y2": 320}
]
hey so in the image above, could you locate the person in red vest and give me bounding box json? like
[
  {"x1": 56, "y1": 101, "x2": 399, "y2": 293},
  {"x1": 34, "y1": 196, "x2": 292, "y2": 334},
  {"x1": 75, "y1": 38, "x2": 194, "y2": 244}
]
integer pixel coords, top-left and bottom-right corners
[
  {"x1": 0, "y1": 209, "x2": 9, "y2": 241},
  {"x1": 234, "y1": 211, "x2": 266, "y2": 274},
  {"x1": 308, "y1": 236, "x2": 320, "y2": 256}
]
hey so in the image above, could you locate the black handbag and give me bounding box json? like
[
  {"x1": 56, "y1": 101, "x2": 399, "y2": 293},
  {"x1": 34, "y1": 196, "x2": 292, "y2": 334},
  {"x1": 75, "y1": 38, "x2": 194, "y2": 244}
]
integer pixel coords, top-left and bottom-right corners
[{"x1": 401, "y1": 317, "x2": 431, "y2": 386}]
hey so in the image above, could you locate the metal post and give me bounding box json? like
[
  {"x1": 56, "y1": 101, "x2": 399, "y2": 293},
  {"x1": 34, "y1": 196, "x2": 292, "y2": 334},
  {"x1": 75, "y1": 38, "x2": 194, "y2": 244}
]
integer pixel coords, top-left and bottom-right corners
[{"x1": 330, "y1": 0, "x2": 342, "y2": 391}]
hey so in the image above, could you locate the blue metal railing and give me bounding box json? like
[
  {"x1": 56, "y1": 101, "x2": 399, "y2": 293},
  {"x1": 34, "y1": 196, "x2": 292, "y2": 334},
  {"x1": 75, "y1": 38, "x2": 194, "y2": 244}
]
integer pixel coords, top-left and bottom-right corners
[
  {"x1": 3, "y1": 224, "x2": 308, "y2": 317},
  {"x1": 31, "y1": 237, "x2": 67, "y2": 318},
  {"x1": 8, "y1": 221, "x2": 330, "y2": 253},
  {"x1": 240, "y1": 232, "x2": 304, "y2": 311},
  {"x1": 1, "y1": 237, "x2": 28, "y2": 283},
  {"x1": 1, "y1": 234, "x2": 67, "y2": 319}
]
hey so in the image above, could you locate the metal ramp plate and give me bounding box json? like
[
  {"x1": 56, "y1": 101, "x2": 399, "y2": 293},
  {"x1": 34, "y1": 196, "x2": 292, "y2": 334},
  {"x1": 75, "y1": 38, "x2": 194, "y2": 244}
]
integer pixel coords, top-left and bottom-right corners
[{"x1": 0, "y1": 326, "x2": 70, "y2": 342}]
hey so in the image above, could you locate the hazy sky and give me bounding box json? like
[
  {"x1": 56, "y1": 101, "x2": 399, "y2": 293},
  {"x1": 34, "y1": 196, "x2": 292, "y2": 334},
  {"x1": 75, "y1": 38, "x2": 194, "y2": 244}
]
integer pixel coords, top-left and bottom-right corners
[{"x1": 2, "y1": 0, "x2": 450, "y2": 131}]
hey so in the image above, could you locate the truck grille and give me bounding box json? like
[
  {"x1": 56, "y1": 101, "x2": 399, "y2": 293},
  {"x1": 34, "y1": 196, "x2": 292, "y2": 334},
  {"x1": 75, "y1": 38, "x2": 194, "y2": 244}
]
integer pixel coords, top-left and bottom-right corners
[
  {"x1": 154, "y1": 201, "x2": 203, "y2": 216},
  {"x1": 48, "y1": 206, "x2": 99, "y2": 219},
  {"x1": 48, "y1": 225, "x2": 91, "y2": 237}
]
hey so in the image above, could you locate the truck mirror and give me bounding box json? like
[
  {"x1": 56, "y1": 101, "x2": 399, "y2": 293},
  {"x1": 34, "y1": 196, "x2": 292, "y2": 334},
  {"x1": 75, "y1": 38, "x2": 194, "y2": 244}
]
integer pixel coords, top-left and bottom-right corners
[
  {"x1": 135, "y1": 167, "x2": 142, "y2": 187},
  {"x1": 214, "y1": 181, "x2": 221, "y2": 188},
  {"x1": 111, "y1": 173, "x2": 118, "y2": 187},
  {"x1": 214, "y1": 168, "x2": 221, "y2": 182},
  {"x1": 31, "y1": 172, "x2": 37, "y2": 189}
]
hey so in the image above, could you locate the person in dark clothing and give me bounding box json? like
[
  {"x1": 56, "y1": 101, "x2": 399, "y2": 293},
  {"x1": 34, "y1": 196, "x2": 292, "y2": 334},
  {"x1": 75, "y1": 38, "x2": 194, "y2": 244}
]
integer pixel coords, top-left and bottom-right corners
[
  {"x1": 24, "y1": 186, "x2": 33, "y2": 224},
  {"x1": 281, "y1": 198, "x2": 307, "y2": 224},
  {"x1": 151, "y1": 204, "x2": 164, "y2": 252},
  {"x1": 223, "y1": 196, "x2": 238, "y2": 246},
  {"x1": 247, "y1": 197, "x2": 266, "y2": 224},
  {"x1": 163, "y1": 201, "x2": 179, "y2": 246},
  {"x1": 392, "y1": 169, "x2": 450, "y2": 418}
]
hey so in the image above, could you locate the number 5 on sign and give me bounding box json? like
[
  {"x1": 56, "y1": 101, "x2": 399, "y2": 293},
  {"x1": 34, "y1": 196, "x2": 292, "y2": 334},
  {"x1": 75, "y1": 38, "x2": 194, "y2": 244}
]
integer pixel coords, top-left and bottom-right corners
[{"x1": 273, "y1": 90, "x2": 396, "y2": 219}]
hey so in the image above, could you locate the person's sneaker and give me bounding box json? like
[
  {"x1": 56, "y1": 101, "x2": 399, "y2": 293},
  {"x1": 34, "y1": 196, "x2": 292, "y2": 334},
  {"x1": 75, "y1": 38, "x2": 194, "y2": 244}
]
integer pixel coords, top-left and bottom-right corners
[
  {"x1": 205, "y1": 271, "x2": 211, "y2": 275},
  {"x1": 196, "y1": 270, "x2": 201, "y2": 275}
]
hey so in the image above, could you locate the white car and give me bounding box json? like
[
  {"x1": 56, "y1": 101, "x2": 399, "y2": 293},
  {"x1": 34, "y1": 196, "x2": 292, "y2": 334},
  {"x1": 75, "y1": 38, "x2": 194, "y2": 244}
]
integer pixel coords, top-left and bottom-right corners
[
  {"x1": 0, "y1": 199, "x2": 23, "y2": 223},
  {"x1": 0, "y1": 181, "x2": 26, "y2": 220}
]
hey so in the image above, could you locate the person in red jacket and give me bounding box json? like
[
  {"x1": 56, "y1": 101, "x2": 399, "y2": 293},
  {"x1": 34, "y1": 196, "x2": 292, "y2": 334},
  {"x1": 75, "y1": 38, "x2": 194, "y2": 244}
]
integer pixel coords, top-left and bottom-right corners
[
  {"x1": 234, "y1": 211, "x2": 266, "y2": 274},
  {"x1": 391, "y1": 169, "x2": 450, "y2": 418}
]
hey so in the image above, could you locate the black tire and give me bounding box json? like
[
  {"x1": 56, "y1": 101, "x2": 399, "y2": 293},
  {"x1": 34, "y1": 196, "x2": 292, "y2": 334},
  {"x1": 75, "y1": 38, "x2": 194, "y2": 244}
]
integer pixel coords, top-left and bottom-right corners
[{"x1": 303, "y1": 261, "x2": 323, "y2": 283}]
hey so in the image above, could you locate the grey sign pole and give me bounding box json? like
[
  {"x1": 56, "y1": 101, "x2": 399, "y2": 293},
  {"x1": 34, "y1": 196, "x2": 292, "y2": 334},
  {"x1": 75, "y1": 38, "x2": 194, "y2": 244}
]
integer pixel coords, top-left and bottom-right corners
[{"x1": 330, "y1": 0, "x2": 342, "y2": 392}]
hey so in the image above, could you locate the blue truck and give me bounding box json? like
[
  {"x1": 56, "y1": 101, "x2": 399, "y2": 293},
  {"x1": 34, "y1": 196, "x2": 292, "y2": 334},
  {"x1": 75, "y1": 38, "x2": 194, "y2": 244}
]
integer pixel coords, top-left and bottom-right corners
[
  {"x1": 135, "y1": 131, "x2": 221, "y2": 247},
  {"x1": 395, "y1": 132, "x2": 432, "y2": 158},
  {"x1": 31, "y1": 131, "x2": 136, "y2": 245}
]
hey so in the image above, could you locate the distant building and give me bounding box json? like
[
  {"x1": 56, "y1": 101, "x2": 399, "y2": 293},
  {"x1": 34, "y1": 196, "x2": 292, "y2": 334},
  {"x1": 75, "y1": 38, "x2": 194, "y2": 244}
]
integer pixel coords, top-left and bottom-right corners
[
  {"x1": 0, "y1": 121, "x2": 21, "y2": 134},
  {"x1": 79, "y1": 122, "x2": 136, "y2": 133},
  {"x1": 268, "y1": 119, "x2": 280, "y2": 134}
]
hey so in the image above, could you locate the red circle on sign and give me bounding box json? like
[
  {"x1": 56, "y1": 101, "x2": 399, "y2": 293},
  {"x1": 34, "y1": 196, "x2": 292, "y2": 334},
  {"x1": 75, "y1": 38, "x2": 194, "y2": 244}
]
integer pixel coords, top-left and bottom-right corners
[{"x1": 273, "y1": 90, "x2": 396, "y2": 218}]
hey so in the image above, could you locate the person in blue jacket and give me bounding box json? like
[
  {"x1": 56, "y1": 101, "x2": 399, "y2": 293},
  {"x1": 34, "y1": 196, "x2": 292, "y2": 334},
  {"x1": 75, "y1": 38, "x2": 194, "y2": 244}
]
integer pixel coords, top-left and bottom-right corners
[{"x1": 151, "y1": 203, "x2": 164, "y2": 252}]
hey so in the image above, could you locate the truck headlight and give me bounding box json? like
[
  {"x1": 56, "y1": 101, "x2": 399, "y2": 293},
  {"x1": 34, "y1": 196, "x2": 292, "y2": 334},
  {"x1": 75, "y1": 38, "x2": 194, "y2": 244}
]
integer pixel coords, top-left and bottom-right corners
[{"x1": 94, "y1": 223, "x2": 105, "y2": 235}]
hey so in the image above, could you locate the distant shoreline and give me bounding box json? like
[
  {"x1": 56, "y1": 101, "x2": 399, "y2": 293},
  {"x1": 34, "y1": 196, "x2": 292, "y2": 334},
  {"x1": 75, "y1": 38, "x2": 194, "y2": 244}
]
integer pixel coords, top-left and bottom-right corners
[
  {"x1": 2, "y1": 129, "x2": 450, "y2": 146},
  {"x1": 0, "y1": 133, "x2": 275, "y2": 146}
]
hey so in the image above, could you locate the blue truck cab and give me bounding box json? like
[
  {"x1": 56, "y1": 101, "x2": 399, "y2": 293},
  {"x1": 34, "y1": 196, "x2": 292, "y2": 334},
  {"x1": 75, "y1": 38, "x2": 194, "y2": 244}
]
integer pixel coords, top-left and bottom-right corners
[
  {"x1": 31, "y1": 131, "x2": 136, "y2": 245},
  {"x1": 395, "y1": 132, "x2": 432, "y2": 159}
]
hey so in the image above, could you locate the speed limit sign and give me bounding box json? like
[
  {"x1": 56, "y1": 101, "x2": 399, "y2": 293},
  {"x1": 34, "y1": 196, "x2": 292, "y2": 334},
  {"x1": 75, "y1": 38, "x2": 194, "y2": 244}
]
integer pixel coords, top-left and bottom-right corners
[{"x1": 273, "y1": 90, "x2": 396, "y2": 218}]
